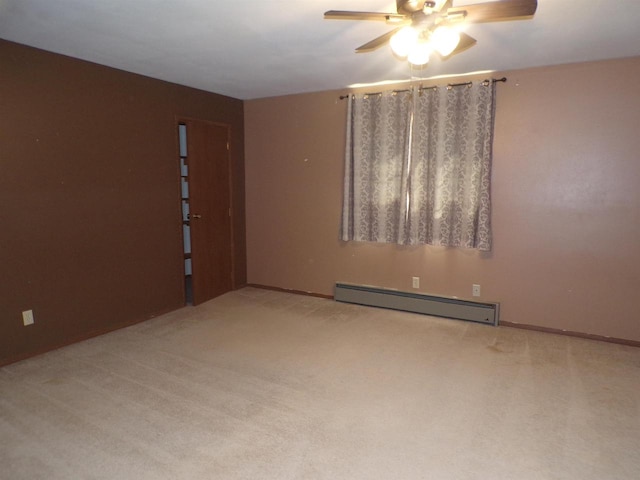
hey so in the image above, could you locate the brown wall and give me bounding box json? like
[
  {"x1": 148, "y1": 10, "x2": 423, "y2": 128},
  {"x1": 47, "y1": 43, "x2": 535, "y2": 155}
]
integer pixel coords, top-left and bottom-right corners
[
  {"x1": 0, "y1": 40, "x2": 246, "y2": 365},
  {"x1": 245, "y1": 56, "x2": 640, "y2": 342}
]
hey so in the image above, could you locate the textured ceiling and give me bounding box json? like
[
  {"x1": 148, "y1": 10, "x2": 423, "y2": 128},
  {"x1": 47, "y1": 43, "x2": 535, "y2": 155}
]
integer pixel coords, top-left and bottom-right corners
[{"x1": 1, "y1": 0, "x2": 639, "y2": 99}]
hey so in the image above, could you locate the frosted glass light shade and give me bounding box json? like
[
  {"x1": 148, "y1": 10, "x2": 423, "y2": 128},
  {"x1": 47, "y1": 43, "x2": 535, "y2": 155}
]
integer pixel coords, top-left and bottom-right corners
[
  {"x1": 431, "y1": 26, "x2": 460, "y2": 57},
  {"x1": 408, "y1": 41, "x2": 433, "y2": 66},
  {"x1": 390, "y1": 26, "x2": 419, "y2": 58}
]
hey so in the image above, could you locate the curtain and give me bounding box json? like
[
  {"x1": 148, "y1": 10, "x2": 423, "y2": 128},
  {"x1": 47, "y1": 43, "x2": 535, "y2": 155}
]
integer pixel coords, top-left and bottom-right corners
[{"x1": 341, "y1": 81, "x2": 495, "y2": 251}]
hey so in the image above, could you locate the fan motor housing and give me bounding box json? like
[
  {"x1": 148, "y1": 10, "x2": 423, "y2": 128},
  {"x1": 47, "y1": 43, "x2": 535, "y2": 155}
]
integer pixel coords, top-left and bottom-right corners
[{"x1": 399, "y1": 1, "x2": 432, "y2": 15}]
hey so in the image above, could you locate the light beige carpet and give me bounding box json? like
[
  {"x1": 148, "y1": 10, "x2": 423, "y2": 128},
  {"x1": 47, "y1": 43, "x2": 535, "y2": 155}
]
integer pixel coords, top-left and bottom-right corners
[{"x1": 1, "y1": 287, "x2": 639, "y2": 479}]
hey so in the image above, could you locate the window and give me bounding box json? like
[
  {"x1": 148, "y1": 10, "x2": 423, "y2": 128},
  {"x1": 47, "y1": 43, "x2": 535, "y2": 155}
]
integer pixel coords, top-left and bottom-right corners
[{"x1": 341, "y1": 81, "x2": 496, "y2": 251}]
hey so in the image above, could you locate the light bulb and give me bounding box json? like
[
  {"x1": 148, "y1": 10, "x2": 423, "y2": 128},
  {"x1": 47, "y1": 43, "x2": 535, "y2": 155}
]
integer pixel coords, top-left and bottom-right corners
[
  {"x1": 431, "y1": 26, "x2": 460, "y2": 57},
  {"x1": 407, "y1": 40, "x2": 433, "y2": 66},
  {"x1": 390, "y1": 26, "x2": 419, "y2": 58}
]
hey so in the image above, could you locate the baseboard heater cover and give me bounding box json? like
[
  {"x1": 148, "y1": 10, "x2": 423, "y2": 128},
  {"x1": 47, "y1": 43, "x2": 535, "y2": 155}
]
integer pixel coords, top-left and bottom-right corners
[{"x1": 335, "y1": 283, "x2": 499, "y2": 326}]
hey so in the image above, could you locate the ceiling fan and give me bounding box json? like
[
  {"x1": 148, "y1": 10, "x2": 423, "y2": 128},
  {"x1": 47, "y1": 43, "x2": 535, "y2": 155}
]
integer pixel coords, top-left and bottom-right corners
[{"x1": 324, "y1": 0, "x2": 537, "y2": 66}]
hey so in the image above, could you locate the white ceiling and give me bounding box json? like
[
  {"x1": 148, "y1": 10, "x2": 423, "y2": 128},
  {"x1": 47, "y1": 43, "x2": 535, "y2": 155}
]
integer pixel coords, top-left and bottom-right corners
[{"x1": 1, "y1": 0, "x2": 639, "y2": 100}]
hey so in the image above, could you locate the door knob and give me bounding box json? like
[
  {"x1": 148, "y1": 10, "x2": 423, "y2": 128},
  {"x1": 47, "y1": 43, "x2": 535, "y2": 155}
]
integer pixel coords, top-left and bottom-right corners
[{"x1": 191, "y1": 214, "x2": 202, "y2": 219}]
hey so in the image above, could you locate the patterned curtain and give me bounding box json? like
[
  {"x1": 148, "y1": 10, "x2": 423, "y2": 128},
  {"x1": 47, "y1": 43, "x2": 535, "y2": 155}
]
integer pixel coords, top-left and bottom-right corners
[{"x1": 341, "y1": 81, "x2": 495, "y2": 251}]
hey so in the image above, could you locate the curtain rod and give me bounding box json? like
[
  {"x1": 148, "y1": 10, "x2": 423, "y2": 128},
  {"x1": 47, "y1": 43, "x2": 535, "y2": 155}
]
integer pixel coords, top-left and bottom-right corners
[{"x1": 338, "y1": 77, "x2": 507, "y2": 100}]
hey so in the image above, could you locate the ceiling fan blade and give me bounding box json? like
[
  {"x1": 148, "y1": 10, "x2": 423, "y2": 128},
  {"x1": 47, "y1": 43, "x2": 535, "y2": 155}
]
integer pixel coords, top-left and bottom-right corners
[
  {"x1": 439, "y1": 32, "x2": 477, "y2": 59},
  {"x1": 437, "y1": 0, "x2": 454, "y2": 12},
  {"x1": 447, "y1": 0, "x2": 537, "y2": 23},
  {"x1": 356, "y1": 27, "x2": 402, "y2": 53},
  {"x1": 324, "y1": 11, "x2": 405, "y2": 22}
]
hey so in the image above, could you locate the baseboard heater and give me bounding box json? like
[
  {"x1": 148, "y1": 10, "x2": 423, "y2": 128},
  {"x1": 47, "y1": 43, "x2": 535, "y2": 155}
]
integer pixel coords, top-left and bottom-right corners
[{"x1": 334, "y1": 283, "x2": 499, "y2": 326}]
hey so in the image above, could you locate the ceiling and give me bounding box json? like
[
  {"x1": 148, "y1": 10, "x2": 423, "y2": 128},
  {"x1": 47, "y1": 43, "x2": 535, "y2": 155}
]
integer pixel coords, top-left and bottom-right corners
[{"x1": 1, "y1": 0, "x2": 639, "y2": 100}]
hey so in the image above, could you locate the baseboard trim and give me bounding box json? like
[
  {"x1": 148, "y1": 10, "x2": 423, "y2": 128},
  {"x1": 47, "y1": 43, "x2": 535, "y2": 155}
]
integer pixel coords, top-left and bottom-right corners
[
  {"x1": 6, "y1": 287, "x2": 634, "y2": 367},
  {"x1": 0, "y1": 304, "x2": 183, "y2": 368},
  {"x1": 246, "y1": 283, "x2": 334, "y2": 300},
  {"x1": 245, "y1": 284, "x2": 639, "y2": 348},
  {"x1": 499, "y1": 321, "x2": 640, "y2": 348}
]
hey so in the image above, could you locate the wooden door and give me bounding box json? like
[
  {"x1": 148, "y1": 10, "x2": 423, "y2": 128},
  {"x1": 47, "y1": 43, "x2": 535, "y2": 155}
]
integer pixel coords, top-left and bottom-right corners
[{"x1": 184, "y1": 119, "x2": 233, "y2": 304}]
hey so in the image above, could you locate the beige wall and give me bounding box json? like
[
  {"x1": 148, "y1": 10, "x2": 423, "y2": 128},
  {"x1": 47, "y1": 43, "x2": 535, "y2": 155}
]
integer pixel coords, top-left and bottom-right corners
[{"x1": 245, "y1": 57, "x2": 640, "y2": 342}]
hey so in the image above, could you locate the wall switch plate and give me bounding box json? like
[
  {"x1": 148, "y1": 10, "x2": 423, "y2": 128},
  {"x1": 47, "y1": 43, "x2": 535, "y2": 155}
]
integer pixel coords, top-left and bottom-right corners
[
  {"x1": 22, "y1": 309, "x2": 35, "y2": 326},
  {"x1": 472, "y1": 284, "x2": 481, "y2": 297},
  {"x1": 412, "y1": 277, "x2": 420, "y2": 289}
]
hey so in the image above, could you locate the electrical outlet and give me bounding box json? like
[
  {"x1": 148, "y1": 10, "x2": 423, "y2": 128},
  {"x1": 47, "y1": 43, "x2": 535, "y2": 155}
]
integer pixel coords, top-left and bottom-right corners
[
  {"x1": 472, "y1": 284, "x2": 481, "y2": 297},
  {"x1": 412, "y1": 277, "x2": 420, "y2": 289},
  {"x1": 22, "y1": 309, "x2": 35, "y2": 326}
]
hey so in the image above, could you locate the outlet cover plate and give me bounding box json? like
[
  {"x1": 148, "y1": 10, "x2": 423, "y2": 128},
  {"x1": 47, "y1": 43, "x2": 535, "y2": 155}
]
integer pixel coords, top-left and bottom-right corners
[{"x1": 22, "y1": 309, "x2": 35, "y2": 326}]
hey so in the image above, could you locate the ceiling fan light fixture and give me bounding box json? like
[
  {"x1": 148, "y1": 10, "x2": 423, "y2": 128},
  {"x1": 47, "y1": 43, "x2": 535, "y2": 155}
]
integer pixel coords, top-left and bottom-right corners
[
  {"x1": 431, "y1": 26, "x2": 461, "y2": 56},
  {"x1": 407, "y1": 40, "x2": 433, "y2": 66},
  {"x1": 390, "y1": 26, "x2": 419, "y2": 57}
]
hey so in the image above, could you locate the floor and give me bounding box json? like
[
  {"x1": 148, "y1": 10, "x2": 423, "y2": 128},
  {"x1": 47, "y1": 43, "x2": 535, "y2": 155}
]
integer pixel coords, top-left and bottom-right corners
[{"x1": 1, "y1": 287, "x2": 639, "y2": 479}]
